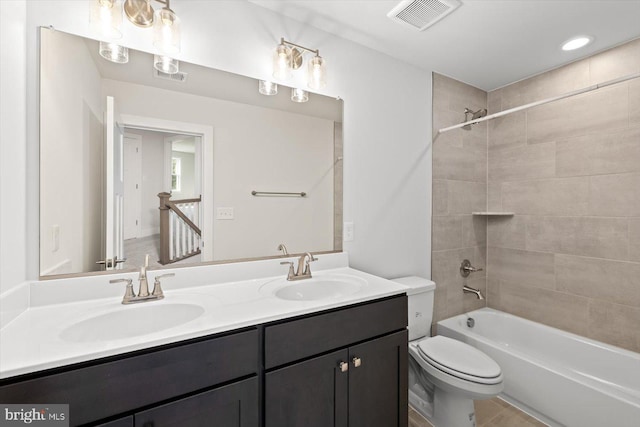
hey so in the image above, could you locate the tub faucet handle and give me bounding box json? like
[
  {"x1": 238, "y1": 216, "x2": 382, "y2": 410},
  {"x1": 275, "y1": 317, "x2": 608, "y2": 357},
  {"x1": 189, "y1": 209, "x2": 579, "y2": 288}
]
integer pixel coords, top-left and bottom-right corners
[{"x1": 460, "y1": 259, "x2": 483, "y2": 278}]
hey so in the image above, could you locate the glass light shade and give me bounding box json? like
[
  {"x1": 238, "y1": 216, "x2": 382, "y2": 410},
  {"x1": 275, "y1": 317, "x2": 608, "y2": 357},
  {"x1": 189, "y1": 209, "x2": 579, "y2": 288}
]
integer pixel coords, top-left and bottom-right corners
[
  {"x1": 272, "y1": 43, "x2": 292, "y2": 80},
  {"x1": 307, "y1": 55, "x2": 326, "y2": 90},
  {"x1": 154, "y1": 55, "x2": 179, "y2": 74},
  {"x1": 90, "y1": 0, "x2": 123, "y2": 39},
  {"x1": 291, "y1": 88, "x2": 309, "y2": 103},
  {"x1": 99, "y1": 42, "x2": 129, "y2": 63},
  {"x1": 153, "y1": 7, "x2": 181, "y2": 55},
  {"x1": 258, "y1": 80, "x2": 278, "y2": 96}
]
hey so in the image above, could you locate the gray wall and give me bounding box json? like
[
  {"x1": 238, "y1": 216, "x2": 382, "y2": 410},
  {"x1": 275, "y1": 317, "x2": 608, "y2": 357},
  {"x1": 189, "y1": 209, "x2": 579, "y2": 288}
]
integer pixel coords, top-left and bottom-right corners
[
  {"x1": 487, "y1": 38, "x2": 640, "y2": 352},
  {"x1": 431, "y1": 74, "x2": 488, "y2": 324}
]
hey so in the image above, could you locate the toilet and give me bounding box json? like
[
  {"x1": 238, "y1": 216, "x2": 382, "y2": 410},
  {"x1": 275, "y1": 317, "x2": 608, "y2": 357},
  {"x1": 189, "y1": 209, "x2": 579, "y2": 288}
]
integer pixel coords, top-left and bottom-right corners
[{"x1": 392, "y1": 276, "x2": 504, "y2": 427}]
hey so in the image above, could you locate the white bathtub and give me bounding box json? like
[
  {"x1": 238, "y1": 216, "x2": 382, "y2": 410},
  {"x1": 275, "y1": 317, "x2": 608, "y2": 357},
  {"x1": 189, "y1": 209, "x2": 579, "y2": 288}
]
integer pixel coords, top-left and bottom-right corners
[{"x1": 437, "y1": 308, "x2": 640, "y2": 427}]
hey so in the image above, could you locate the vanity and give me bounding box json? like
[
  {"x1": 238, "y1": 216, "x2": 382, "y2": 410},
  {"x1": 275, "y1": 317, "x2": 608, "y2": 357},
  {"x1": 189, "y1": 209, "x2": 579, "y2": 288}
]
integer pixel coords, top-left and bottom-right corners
[{"x1": 0, "y1": 254, "x2": 409, "y2": 426}]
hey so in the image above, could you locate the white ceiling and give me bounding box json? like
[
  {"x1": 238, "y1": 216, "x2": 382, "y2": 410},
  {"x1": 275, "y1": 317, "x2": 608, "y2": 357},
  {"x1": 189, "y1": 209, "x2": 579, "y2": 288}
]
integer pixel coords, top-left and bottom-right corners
[{"x1": 250, "y1": 0, "x2": 640, "y2": 91}]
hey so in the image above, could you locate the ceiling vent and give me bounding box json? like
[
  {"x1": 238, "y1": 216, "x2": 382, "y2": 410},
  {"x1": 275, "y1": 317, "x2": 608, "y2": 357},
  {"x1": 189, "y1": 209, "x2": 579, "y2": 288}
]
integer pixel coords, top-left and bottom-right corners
[
  {"x1": 153, "y1": 69, "x2": 188, "y2": 83},
  {"x1": 387, "y1": 0, "x2": 461, "y2": 31}
]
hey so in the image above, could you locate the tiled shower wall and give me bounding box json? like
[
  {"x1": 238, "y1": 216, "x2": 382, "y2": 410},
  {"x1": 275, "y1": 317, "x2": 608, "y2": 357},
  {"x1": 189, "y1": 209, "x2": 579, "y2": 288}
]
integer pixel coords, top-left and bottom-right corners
[
  {"x1": 431, "y1": 74, "x2": 488, "y2": 324},
  {"x1": 486, "y1": 38, "x2": 640, "y2": 352}
]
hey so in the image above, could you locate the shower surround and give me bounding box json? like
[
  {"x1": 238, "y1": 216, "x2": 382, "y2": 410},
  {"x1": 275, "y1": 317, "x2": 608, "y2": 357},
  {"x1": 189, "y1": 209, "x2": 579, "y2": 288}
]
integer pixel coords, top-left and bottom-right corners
[{"x1": 432, "y1": 37, "x2": 640, "y2": 353}]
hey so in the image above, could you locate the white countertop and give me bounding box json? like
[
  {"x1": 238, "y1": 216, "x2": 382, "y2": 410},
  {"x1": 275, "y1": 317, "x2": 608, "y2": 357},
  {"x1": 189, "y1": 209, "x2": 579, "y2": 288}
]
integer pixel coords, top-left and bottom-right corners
[{"x1": 0, "y1": 255, "x2": 409, "y2": 379}]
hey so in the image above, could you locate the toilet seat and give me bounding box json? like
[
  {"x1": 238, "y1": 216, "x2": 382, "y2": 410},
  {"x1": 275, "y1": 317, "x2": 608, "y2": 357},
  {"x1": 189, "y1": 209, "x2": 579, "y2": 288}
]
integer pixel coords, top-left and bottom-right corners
[{"x1": 417, "y1": 336, "x2": 502, "y2": 385}]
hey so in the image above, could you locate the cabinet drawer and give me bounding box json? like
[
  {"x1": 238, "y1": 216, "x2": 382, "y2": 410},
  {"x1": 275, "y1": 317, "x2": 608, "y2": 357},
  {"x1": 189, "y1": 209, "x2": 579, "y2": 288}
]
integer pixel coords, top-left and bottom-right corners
[
  {"x1": 264, "y1": 295, "x2": 407, "y2": 369},
  {"x1": 135, "y1": 377, "x2": 258, "y2": 427},
  {"x1": 0, "y1": 329, "x2": 258, "y2": 426}
]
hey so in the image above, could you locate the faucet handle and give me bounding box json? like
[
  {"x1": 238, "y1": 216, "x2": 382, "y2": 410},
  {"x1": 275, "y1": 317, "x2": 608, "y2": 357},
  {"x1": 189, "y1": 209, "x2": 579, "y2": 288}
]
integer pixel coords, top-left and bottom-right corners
[
  {"x1": 280, "y1": 261, "x2": 295, "y2": 280},
  {"x1": 152, "y1": 273, "x2": 174, "y2": 298},
  {"x1": 110, "y1": 278, "x2": 135, "y2": 303}
]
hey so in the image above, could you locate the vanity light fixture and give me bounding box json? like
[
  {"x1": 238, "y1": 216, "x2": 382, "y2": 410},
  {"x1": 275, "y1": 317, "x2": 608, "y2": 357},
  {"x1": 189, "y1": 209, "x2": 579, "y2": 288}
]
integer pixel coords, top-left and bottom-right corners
[
  {"x1": 272, "y1": 38, "x2": 327, "y2": 90},
  {"x1": 100, "y1": 41, "x2": 129, "y2": 63},
  {"x1": 258, "y1": 80, "x2": 278, "y2": 96},
  {"x1": 291, "y1": 88, "x2": 309, "y2": 103},
  {"x1": 154, "y1": 54, "x2": 179, "y2": 74},
  {"x1": 561, "y1": 35, "x2": 593, "y2": 51},
  {"x1": 90, "y1": 0, "x2": 181, "y2": 70}
]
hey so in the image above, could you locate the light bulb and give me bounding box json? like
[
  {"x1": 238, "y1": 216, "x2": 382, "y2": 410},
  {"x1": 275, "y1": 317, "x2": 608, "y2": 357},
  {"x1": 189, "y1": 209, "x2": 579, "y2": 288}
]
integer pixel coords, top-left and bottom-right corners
[
  {"x1": 154, "y1": 55, "x2": 179, "y2": 74},
  {"x1": 307, "y1": 55, "x2": 326, "y2": 90},
  {"x1": 291, "y1": 88, "x2": 309, "y2": 103},
  {"x1": 272, "y1": 43, "x2": 292, "y2": 80},
  {"x1": 99, "y1": 42, "x2": 129, "y2": 63},
  {"x1": 259, "y1": 80, "x2": 278, "y2": 96},
  {"x1": 90, "y1": 0, "x2": 123, "y2": 39},
  {"x1": 153, "y1": 7, "x2": 181, "y2": 55}
]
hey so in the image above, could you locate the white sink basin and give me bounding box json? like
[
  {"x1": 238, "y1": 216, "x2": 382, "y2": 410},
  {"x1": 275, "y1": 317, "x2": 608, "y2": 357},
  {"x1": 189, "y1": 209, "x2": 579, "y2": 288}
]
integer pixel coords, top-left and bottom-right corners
[
  {"x1": 60, "y1": 303, "x2": 205, "y2": 343},
  {"x1": 262, "y1": 274, "x2": 366, "y2": 301}
]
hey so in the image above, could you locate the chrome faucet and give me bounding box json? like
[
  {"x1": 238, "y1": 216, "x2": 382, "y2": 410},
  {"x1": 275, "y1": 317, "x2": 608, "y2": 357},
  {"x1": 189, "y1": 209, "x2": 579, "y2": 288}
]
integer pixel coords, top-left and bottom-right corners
[
  {"x1": 463, "y1": 285, "x2": 484, "y2": 300},
  {"x1": 110, "y1": 254, "x2": 175, "y2": 304},
  {"x1": 280, "y1": 252, "x2": 317, "y2": 281}
]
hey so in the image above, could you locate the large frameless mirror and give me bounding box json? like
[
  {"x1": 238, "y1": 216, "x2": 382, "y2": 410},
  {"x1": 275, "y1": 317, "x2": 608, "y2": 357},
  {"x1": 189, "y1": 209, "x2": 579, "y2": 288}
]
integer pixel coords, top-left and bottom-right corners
[{"x1": 39, "y1": 28, "x2": 343, "y2": 278}]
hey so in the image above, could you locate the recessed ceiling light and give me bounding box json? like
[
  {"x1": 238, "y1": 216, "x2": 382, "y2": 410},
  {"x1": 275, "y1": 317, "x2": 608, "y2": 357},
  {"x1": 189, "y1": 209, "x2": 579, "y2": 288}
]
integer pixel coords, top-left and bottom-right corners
[{"x1": 561, "y1": 36, "x2": 593, "y2": 51}]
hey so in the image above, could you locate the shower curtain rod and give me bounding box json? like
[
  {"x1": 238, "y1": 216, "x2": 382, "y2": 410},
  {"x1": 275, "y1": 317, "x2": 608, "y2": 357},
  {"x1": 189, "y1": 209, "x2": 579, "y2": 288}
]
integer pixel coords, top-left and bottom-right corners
[{"x1": 437, "y1": 71, "x2": 640, "y2": 134}]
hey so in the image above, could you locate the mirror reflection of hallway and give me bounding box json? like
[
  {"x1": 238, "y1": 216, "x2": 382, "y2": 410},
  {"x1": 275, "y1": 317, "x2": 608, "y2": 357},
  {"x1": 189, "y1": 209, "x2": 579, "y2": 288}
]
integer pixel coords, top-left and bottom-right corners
[{"x1": 123, "y1": 128, "x2": 201, "y2": 269}]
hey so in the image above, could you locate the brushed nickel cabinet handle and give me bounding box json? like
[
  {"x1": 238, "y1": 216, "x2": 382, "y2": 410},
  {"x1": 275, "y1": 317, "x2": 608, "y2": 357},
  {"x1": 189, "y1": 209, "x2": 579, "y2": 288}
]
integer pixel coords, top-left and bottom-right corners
[
  {"x1": 339, "y1": 361, "x2": 349, "y2": 373},
  {"x1": 352, "y1": 357, "x2": 362, "y2": 368}
]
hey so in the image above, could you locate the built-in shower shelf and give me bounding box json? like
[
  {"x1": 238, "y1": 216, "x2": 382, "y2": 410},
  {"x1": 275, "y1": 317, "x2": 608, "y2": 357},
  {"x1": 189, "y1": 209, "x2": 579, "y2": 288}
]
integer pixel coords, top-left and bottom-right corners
[{"x1": 472, "y1": 212, "x2": 515, "y2": 216}]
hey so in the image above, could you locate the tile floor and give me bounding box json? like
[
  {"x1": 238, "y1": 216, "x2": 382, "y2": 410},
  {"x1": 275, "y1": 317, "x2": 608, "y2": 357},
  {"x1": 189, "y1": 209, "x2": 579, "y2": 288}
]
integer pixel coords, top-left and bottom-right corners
[{"x1": 409, "y1": 398, "x2": 548, "y2": 427}]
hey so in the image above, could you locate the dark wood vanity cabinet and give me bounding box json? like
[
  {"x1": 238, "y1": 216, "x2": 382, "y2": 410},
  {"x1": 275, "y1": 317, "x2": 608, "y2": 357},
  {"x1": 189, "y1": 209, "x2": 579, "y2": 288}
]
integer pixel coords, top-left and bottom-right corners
[
  {"x1": 264, "y1": 295, "x2": 408, "y2": 427},
  {"x1": 0, "y1": 329, "x2": 259, "y2": 426},
  {"x1": 0, "y1": 294, "x2": 407, "y2": 427}
]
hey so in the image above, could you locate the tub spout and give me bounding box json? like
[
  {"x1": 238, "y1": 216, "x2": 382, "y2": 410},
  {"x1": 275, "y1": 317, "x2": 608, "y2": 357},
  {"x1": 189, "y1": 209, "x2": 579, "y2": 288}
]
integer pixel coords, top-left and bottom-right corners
[{"x1": 463, "y1": 284, "x2": 484, "y2": 300}]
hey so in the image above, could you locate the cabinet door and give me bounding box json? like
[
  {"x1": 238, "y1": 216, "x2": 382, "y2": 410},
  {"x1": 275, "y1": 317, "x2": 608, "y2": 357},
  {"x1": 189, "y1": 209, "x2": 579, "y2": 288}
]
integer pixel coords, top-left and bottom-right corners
[
  {"x1": 265, "y1": 348, "x2": 349, "y2": 427},
  {"x1": 348, "y1": 330, "x2": 408, "y2": 427},
  {"x1": 135, "y1": 377, "x2": 258, "y2": 427}
]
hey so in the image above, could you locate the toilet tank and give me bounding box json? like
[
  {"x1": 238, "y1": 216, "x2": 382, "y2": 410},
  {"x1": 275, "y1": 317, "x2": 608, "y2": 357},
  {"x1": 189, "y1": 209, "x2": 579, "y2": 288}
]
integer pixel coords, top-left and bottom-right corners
[{"x1": 392, "y1": 276, "x2": 436, "y2": 341}]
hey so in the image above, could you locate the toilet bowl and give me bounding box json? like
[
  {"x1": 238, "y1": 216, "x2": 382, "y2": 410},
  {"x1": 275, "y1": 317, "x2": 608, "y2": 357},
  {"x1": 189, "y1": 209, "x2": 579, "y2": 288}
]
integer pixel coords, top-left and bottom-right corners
[{"x1": 392, "y1": 276, "x2": 504, "y2": 427}]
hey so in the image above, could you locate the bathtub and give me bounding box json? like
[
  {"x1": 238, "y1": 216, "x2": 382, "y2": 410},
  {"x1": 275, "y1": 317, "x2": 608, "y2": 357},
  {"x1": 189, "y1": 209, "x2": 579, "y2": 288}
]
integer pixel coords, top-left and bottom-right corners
[{"x1": 437, "y1": 308, "x2": 640, "y2": 427}]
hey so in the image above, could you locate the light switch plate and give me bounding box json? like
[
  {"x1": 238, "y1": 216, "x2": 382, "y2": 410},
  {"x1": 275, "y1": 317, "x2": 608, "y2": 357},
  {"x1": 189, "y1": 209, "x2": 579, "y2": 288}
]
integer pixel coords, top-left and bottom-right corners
[
  {"x1": 344, "y1": 222, "x2": 354, "y2": 242},
  {"x1": 216, "y1": 207, "x2": 234, "y2": 220}
]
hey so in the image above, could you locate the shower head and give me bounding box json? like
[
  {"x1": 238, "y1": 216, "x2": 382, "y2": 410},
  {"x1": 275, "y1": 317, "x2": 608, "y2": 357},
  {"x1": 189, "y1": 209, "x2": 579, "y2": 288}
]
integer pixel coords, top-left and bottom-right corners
[{"x1": 462, "y1": 108, "x2": 488, "y2": 130}]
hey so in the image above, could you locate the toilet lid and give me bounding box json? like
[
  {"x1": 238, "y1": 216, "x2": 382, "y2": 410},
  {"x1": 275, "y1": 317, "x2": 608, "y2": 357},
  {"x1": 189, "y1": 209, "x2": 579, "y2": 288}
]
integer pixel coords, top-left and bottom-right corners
[{"x1": 417, "y1": 336, "x2": 502, "y2": 384}]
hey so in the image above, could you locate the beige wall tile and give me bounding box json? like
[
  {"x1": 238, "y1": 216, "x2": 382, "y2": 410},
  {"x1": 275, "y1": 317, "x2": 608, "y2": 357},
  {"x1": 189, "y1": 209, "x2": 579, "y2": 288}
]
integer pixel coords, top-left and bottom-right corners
[
  {"x1": 432, "y1": 179, "x2": 448, "y2": 216},
  {"x1": 487, "y1": 247, "x2": 555, "y2": 289},
  {"x1": 502, "y1": 177, "x2": 589, "y2": 216},
  {"x1": 590, "y1": 38, "x2": 640, "y2": 85},
  {"x1": 589, "y1": 173, "x2": 640, "y2": 217},
  {"x1": 462, "y1": 215, "x2": 487, "y2": 248},
  {"x1": 490, "y1": 280, "x2": 589, "y2": 336},
  {"x1": 432, "y1": 248, "x2": 484, "y2": 322},
  {"x1": 487, "y1": 89, "x2": 502, "y2": 114},
  {"x1": 556, "y1": 127, "x2": 640, "y2": 177},
  {"x1": 435, "y1": 73, "x2": 486, "y2": 113},
  {"x1": 488, "y1": 111, "x2": 526, "y2": 152},
  {"x1": 630, "y1": 79, "x2": 640, "y2": 126},
  {"x1": 489, "y1": 141, "x2": 555, "y2": 182},
  {"x1": 433, "y1": 142, "x2": 487, "y2": 182},
  {"x1": 526, "y1": 216, "x2": 628, "y2": 260},
  {"x1": 432, "y1": 216, "x2": 463, "y2": 251},
  {"x1": 487, "y1": 182, "x2": 502, "y2": 211},
  {"x1": 487, "y1": 215, "x2": 527, "y2": 250},
  {"x1": 588, "y1": 301, "x2": 640, "y2": 352},
  {"x1": 448, "y1": 180, "x2": 487, "y2": 214},
  {"x1": 433, "y1": 109, "x2": 464, "y2": 146},
  {"x1": 630, "y1": 218, "x2": 640, "y2": 262},
  {"x1": 556, "y1": 254, "x2": 640, "y2": 307},
  {"x1": 526, "y1": 84, "x2": 628, "y2": 145},
  {"x1": 501, "y1": 60, "x2": 590, "y2": 110}
]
